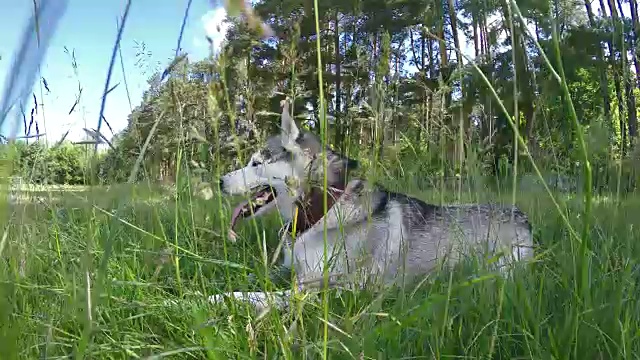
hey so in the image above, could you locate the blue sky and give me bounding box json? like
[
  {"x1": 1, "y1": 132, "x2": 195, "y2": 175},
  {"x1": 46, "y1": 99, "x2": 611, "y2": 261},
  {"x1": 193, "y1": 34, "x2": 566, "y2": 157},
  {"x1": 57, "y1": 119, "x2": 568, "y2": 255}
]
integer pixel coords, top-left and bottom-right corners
[{"x1": 0, "y1": 0, "x2": 230, "y2": 143}]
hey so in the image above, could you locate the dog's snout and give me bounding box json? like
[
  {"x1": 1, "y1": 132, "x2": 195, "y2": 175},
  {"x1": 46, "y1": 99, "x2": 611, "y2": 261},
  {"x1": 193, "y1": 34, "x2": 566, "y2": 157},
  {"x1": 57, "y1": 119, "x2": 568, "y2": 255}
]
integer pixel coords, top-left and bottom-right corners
[{"x1": 218, "y1": 179, "x2": 225, "y2": 192}]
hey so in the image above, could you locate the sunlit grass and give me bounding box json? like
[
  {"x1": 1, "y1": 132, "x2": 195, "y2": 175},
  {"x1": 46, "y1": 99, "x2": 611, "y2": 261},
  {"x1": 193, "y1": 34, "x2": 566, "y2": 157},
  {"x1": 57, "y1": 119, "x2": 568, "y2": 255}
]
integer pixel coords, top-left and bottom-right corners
[{"x1": 1, "y1": 179, "x2": 639, "y2": 358}]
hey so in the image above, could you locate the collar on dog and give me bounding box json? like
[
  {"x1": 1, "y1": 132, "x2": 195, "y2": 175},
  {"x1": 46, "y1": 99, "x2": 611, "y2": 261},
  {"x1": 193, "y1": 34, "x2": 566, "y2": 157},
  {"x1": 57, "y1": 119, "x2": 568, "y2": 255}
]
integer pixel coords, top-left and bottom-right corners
[{"x1": 290, "y1": 183, "x2": 346, "y2": 235}]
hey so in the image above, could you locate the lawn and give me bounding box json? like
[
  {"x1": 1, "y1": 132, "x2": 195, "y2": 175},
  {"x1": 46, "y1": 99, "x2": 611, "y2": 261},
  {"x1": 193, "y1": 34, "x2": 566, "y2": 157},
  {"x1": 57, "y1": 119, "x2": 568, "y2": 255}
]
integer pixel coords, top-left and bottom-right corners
[{"x1": 1, "y1": 181, "x2": 639, "y2": 359}]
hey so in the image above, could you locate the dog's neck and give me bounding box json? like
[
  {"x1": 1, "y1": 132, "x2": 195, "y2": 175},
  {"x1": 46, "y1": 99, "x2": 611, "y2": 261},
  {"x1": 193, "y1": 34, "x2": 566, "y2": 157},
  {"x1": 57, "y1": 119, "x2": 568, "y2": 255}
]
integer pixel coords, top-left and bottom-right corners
[{"x1": 291, "y1": 182, "x2": 346, "y2": 235}]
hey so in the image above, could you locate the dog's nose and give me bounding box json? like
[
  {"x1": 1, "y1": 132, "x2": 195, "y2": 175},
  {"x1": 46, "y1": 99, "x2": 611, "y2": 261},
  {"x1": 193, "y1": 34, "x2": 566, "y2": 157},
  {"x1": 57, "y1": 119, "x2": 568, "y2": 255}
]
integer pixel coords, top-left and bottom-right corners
[{"x1": 219, "y1": 179, "x2": 225, "y2": 192}]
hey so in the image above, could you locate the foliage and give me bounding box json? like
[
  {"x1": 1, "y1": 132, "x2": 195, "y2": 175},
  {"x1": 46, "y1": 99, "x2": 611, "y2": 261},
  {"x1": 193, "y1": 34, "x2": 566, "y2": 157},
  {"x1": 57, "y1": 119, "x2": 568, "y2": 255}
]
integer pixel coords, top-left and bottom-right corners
[
  {"x1": 0, "y1": 141, "x2": 89, "y2": 185},
  {"x1": 86, "y1": 0, "x2": 640, "y2": 190}
]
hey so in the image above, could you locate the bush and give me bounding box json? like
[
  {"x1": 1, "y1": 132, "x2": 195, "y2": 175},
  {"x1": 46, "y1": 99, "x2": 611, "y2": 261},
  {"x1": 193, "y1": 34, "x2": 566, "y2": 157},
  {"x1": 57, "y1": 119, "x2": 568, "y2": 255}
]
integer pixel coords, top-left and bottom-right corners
[{"x1": 0, "y1": 141, "x2": 89, "y2": 185}]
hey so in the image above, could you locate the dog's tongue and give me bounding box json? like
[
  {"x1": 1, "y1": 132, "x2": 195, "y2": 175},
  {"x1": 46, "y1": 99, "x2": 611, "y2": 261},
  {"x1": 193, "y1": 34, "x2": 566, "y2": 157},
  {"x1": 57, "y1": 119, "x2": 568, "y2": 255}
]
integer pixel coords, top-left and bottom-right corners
[
  {"x1": 228, "y1": 201, "x2": 249, "y2": 242},
  {"x1": 230, "y1": 201, "x2": 249, "y2": 230}
]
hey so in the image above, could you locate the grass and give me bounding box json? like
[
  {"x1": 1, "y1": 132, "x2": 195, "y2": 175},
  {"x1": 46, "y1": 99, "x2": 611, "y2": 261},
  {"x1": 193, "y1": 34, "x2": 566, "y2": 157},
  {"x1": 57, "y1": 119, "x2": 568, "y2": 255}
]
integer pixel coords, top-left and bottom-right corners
[{"x1": 1, "y1": 178, "x2": 639, "y2": 359}]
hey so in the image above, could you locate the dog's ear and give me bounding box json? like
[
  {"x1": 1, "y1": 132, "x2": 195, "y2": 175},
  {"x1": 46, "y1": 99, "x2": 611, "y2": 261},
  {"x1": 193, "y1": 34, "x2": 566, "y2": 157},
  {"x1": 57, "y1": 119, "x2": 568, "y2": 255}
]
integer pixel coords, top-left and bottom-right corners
[{"x1": 280, "y1": 99, "x2": 299, "y2": 145}]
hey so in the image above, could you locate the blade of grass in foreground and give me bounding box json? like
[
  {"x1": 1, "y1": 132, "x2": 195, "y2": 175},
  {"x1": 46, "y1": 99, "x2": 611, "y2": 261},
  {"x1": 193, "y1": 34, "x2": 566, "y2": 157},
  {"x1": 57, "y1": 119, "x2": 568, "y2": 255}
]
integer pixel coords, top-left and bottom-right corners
[
  {"x1": 0, "y1": 0, "x2": 68, "y2": 133},
  {"x1": 94, "y1": 0, "x2": 131, "y2": 154},
  {"x1": 310, "y1": 0, "x2": 330, "y2": 359},
  {"x1": 0, "y1": 4, "x2": 68, "y2": 356}
]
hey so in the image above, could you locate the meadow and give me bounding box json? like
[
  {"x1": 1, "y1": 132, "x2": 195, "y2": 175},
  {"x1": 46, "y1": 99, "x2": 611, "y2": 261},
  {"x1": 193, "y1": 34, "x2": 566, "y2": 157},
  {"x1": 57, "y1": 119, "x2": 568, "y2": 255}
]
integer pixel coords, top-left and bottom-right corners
[{"x1": 1, "y1": 177, "x2": 639, "y2": 359}]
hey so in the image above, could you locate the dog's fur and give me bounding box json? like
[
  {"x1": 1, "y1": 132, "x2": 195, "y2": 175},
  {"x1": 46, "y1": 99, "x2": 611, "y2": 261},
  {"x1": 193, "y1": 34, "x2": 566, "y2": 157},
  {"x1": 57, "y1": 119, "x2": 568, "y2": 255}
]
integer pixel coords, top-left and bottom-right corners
[{"x1": 211, "y1": 100, "x2": 534, "y2": 310}]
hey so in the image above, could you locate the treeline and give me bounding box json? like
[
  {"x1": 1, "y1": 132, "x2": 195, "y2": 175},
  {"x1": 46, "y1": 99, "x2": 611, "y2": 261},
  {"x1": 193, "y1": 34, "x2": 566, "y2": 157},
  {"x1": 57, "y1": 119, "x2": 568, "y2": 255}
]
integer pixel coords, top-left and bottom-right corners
[
  {"x1": 89, "y1": 0, "x2": 640, "y2": 192},
  {"x1": 0, "y1": 141, "x2": 102, "y2": 185},
  {"x1": 10, "y1": 0, "x2": 640, "y2": 191},
  {"x1": 0, "y1": 139, "x2": 204, "y2": 186},
  {"x1": 0, "y1": 141, "x2": 86, "y2": 185}
]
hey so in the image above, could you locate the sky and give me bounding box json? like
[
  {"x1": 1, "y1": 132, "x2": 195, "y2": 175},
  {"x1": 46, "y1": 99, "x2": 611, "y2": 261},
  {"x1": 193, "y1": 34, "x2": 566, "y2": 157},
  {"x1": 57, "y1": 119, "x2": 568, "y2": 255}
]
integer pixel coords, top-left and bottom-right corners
[{"x1": 0, "y1": 0, "x2": 231, "y2": 144}]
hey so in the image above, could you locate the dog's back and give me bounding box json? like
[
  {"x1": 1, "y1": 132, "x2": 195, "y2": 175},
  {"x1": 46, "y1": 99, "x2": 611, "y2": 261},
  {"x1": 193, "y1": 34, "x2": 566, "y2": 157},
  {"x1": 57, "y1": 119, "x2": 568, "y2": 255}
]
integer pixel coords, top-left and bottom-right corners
[
  {"x1": 390, "y1": 192, "x2": 533, "y2": 279},
  {"x1": 289, "y1": 180, "x2": 534, "y2": 288}
]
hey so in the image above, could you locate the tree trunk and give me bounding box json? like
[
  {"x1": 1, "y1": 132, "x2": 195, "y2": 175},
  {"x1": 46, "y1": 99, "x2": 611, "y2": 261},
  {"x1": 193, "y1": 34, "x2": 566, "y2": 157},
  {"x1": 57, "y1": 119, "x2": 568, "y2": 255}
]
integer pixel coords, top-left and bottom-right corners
[
  {"x1": 584, "y1": 0, "x2": 612, "y2": 130},
  {"x1": 427, "y1": 33, "x2": 435, "y2": 142},
  {"x1": 473, "y1": 16, "x2": 479, "y2": 58},
  {"x1": 334, "y1": 10, "x2": 344, "y2": 152},
  {"x1": 617, "y1": 0, "x2": 638, "y2": 144},
  {"x1": 502, "y1": 1, "x2": 535, "y2": 143},
  {"x1": 437, "y1": 1, "x2": 450, "y2": 109},
  {"x1": 481, "y1": 12, "x2": 494, "y2": 144},
  {"x1": 447, "y1": 0, "x2": 466, "y2": 186},
  {"x1": 415, "y1": 26, "x2": 427, "y2": 143},
  {"x1": 447, "y1": 0, "x2": 462, "y2": 63},
  {"x1": 629, "y1": 0, "x2": 640, "y2": 141},
  {"x1": 603, "y1": 0, "x2": 627, "y2": 154}
]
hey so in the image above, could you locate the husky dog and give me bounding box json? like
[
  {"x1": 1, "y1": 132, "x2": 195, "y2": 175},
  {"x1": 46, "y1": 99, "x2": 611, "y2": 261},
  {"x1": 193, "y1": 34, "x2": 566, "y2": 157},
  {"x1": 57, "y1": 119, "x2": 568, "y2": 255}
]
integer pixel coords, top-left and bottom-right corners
[{"x1": 212, "y1": 100, "x2": 534, "y2": 310}]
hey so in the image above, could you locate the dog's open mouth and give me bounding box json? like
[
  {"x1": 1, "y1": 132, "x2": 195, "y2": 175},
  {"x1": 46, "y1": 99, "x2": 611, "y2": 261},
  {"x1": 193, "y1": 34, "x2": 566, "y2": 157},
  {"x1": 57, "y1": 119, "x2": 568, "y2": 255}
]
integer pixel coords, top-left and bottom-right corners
[{"x1": 229, "y1": 185, "x2": 277, "y2": 232}]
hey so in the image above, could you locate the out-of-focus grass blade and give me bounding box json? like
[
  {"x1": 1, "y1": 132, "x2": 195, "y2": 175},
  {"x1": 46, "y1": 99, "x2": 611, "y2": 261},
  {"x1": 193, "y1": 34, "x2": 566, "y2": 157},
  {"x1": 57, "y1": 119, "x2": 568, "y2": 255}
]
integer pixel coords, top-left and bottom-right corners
[{"x1": 0, "y1": 0, "x2": 68, "y2": 137}]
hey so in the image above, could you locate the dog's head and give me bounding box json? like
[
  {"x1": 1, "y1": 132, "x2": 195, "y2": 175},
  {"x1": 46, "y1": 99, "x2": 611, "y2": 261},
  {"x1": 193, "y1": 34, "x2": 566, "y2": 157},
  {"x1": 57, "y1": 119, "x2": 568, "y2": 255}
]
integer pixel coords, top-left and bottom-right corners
[{"x1": 220, "y1": 99, "x2": 358, "y2": 234}]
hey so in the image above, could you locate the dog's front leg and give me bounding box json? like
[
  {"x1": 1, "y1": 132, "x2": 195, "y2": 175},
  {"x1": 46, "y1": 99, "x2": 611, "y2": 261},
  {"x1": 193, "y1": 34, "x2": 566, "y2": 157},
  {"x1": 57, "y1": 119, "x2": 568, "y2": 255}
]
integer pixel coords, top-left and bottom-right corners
[{"x1": 209, "y1": 289, "x2": 293, "y2": 312}]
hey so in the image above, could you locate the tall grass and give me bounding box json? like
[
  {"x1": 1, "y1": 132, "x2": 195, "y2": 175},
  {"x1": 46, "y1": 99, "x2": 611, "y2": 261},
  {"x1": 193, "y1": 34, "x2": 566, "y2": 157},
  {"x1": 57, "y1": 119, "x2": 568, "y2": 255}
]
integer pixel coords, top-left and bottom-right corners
[
  {"x1": 2, "y1": 178, "x2": 640, "y2": 358},
  {"x1": 0, "y1": 0, "x2": 639, "y2": 359}
]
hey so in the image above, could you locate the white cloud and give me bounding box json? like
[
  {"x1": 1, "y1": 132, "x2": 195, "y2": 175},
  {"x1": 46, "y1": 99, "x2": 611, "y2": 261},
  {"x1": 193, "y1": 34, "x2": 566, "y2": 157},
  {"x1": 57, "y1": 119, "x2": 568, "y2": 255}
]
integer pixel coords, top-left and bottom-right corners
[{"x1": 199, "y1": 7, "x2": 230, "y2": 53}]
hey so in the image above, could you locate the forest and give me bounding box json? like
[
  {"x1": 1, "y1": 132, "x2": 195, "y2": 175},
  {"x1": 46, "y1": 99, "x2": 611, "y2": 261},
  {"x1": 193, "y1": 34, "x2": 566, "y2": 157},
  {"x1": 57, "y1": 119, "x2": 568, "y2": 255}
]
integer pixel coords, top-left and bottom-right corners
[{"x1": 88, "y1": 0, "x2": 640, "y2": 192}]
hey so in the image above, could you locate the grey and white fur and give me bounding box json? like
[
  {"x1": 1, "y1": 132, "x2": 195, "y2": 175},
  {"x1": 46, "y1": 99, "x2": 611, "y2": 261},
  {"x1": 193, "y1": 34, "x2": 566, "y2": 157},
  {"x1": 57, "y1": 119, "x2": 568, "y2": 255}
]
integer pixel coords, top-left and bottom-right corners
[{"x1": 211, "y1": 100, "x2": 534, "y2": 311}]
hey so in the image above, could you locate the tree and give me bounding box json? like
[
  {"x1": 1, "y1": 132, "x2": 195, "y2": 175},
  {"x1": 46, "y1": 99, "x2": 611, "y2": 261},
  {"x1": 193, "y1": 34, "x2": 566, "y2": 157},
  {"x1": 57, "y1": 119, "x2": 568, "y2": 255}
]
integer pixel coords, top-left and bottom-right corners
[{"x1": 94, "y1": 0, "x2": 639, "y2": 191}]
